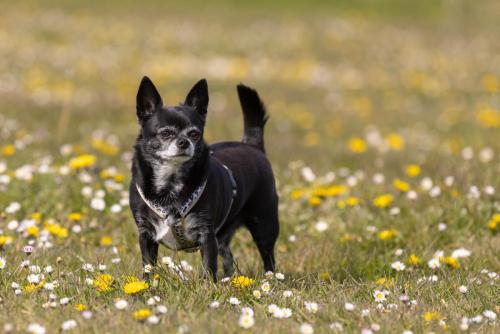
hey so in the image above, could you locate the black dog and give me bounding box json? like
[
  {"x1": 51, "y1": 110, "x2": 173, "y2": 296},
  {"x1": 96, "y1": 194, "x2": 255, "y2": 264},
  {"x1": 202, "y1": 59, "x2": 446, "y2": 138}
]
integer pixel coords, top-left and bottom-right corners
[{"x1": 129, "y1": 77, "x2": 279, "y2": 280}]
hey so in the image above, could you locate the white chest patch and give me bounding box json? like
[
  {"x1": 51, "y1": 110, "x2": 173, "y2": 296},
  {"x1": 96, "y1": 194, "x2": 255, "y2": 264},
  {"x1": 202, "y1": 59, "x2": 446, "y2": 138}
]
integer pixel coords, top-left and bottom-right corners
[{"x1": 153, "y1": 216, "x2": 178, "y2": 249}]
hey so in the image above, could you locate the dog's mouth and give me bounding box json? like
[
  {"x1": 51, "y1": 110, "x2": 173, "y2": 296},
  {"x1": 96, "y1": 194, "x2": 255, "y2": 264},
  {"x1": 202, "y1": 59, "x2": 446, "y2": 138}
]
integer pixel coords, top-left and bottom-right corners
[{"x1": 156, "y1": 152, "x2": 192, "y2": 161}]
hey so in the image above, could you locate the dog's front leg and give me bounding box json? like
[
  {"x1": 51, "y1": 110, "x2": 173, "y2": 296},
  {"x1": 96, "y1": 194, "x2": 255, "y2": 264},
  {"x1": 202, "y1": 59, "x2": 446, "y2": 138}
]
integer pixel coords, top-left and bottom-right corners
[
  {"x1": 139, "y1": 232, "x2": 158, "y2": 280},
  {"x1": 200, "y1": 232, "x2": 218, "y2": 281}
]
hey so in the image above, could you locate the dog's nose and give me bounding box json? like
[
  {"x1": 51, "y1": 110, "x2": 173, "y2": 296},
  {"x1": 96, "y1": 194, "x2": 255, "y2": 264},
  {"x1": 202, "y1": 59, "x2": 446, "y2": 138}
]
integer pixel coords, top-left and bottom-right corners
[{"x1": 177, "y1": 138, "x2": 189, "y2": 149}]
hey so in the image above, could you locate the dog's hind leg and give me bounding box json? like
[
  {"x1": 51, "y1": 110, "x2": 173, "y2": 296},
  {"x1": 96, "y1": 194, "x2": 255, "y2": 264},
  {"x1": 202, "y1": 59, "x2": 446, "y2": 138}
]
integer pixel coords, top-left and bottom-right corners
[{"x1": 245, "y1": 203, "x2": 279, "y2": 273}]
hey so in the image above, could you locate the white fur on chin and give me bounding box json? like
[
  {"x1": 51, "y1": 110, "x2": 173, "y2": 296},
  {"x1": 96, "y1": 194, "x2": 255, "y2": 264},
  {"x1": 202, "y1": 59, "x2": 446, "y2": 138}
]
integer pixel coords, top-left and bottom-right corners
[{"x1": 152, "y1": 143, "x2": 194, "y2": 192}]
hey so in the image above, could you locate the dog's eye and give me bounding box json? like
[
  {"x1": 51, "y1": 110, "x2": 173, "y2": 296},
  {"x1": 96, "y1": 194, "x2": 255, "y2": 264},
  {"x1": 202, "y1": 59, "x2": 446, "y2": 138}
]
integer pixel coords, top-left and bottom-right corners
[
  {"x1": 188, "y1": 130, "x2": 201, "y2": 141},
  {"x1": 159, "y1": 129, "x2": 175, "y2": 139}
]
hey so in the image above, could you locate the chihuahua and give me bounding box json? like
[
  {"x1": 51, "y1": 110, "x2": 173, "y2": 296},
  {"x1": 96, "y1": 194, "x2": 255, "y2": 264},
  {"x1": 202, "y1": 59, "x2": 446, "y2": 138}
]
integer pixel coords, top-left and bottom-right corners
[{"x1": 129, "y1": 77, "x2": 279, "y2": 280}]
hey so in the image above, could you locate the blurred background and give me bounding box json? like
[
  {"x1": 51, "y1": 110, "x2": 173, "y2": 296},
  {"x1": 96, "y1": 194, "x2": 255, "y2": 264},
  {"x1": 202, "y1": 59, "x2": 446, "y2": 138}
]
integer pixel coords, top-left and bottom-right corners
[{"x1": 1, "y1": 0, "x2": 499, "y2": 175}]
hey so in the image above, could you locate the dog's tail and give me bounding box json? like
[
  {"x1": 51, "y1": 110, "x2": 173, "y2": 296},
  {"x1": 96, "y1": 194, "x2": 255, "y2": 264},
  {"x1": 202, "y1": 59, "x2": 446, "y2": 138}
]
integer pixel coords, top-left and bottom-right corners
[{"x1": 237, "y1": 84, "x2": 269, "y2": 153}]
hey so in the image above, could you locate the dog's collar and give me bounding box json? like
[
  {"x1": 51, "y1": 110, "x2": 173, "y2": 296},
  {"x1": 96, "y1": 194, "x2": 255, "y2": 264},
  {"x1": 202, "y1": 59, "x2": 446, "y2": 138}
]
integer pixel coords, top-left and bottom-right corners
[
  {"x1": 135, "y1": 178, "x2": 208, "y2": 220},
  {"x1": 135, "y1": 178, "x2": 207, "y2": 252}
]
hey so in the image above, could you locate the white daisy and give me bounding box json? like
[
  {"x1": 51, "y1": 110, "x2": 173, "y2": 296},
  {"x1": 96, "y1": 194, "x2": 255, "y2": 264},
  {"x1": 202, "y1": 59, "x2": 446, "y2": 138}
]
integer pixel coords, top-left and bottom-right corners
[
  {"x1": 228, "y1": 297, "x2": 240, "y2": 305},
  {"x1": 344, "y1": 302, "x2": 355, "y2": 311},
  {"x1": 483, "y1": 310, "x2": 497, "y2": 321},
  {"x1": 427, "y1": 258, "x2": 441, "y2": 269},
  {"x1": 114, "y1": 299, "x2": 128, "y2": 310},
  {"x1": 238, "y1": 314, "x2": 255, "y2": 329},
  {"x1": 27, "y1": 323, "x2": 46, "y2": 334},
  {"x1": 90, "y1": 197, "x2": 106, "y2": 211},
  {"x1": 5, "y1": 202, "x2": 21, "y2": 214},
  {"x1": 147, "y1": 315, "x2": 160, "y2": 325},
  {"x1": 391, "y1": 261, "x2": 406, "y2": 271},
  {"x1": 156, "y1": 305, "x2": 168, "y2": 314},
  {"x1": 261, "y1": 281, "x2": 271, "y2": 293},
  {"x1": 451, "y1": 248, "x2": 471, "y2": 259},
  {"x1": 61, "y1": 320, "x2": 77, "y2": 331},
  {"x1": 82, "y1": 311, "x2": 92, "y2": 319},
  {"x1": 373, "y1": 290, "x2": 386, "y2": 303},
  {"x1": 299, "y1": 323, "x2": 314, "y2": 334},
  {"x1": 241, "y1": 307, "x2": 254, "y2": 317},
  {"x1": 304, "y1": 301, "x2": 319, "y2": 313},
  {"x1": 315, "y1": 221, "x2": 328, "y2": 232}
]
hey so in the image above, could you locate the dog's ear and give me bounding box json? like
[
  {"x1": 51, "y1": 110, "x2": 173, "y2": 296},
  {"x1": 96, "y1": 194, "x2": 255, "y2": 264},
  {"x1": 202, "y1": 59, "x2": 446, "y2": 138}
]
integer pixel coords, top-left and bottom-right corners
[
  {"x1": 184, "y1": 79, "x2": 209, "y2": 120},
  {"x1": 136, "y1": 76, "x2": 163, "y2": 123}
]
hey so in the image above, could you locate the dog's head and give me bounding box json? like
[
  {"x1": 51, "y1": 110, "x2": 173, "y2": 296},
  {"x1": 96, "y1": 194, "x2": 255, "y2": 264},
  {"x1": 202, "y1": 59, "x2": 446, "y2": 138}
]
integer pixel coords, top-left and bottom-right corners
[{"x1": 135, "y1": 76, "x2": 208, "y2": 165}]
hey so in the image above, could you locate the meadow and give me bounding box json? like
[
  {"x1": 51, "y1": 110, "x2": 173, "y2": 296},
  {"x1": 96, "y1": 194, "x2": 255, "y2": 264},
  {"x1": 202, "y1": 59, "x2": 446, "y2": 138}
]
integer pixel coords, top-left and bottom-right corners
[{"x1": 0, "y1": 1, "x2": 499, "y2": 333}]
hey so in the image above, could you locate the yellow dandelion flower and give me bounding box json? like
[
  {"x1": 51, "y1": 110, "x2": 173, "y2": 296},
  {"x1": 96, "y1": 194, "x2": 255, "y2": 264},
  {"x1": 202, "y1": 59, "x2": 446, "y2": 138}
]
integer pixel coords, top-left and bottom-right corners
[
  {"x1": 114, "y1": 174, "x2": 124, "y2": 182},
  {"x1": 0, "y1": 235, "x2": 13, "y2": 247},
  {"x1": 312, "y1": 187, "x2": 329, "y2": 197},
  {"x1": 123, "y1": 281, "x2": 149, "y2": 294},
  {"x1": 69, "y1": 154, "x2": 97, "y2": 170},
  {"x1": 308, "y1": 196, "x2": 321, "y2": 206},
  {"x1": 23, "y1": 283, "x2": 39, "y2": 294},
  {"x1": 325, "y1": 185, "x2": 348, "y2": 197},
  {"x1": 92, "y1": 139, "x2": 119, "y2": 156},
  {"x1": 26, "y1": 225, "x2": 40, "y2": 238},
  {"x1": 373, "y1": 194, "x2": 393, "y2": 208},
  {"x1": 94, "y1": 274, "x2": 114, "y2": 292},
  {"x1": 75, "y1": 304, "x2": 87, "y2": 311},
  {"x1": 1, "y1": 144, "x2": 16, "y2": 156},
  {"x1": 31, "y1": 212, "x2": 41, "y2": 220},
  {"x1": 100, "y1": 236, "x2": 113, "y2": 246},
  {"x1": 312, "y1": 185, "x2": 348, "y2": 198},
  {"x1": 378, "y1": 229, "x2": 398, "y2": 241},
  {"x1": 440, "y1": 256, "x2": 460, "y2": 269},
  {"x1": 405, "y1": 164, "x2": 421, "y2": 178},
  {"x1": 346, "y1": 196, "x2": 359, "y2": 206},
  {"x1": 393, "y1": 178, "x2": 410, "y2": 192},
  {"x1": 45, "y1": 223, "x2": 68, "y2": 238},
  {"x1": 348, "y1": 137, "x2": 367, "y2": 153},
  {"x1": 375, "y1": 277, "x2": 394, "y2": 287},
  {"x1": 133, "y1": 309, "x2": 152, "y2": 321},
  {"x1": 386, "y1": 133, "x2": 405, "y2": 150},
  {"x1": 476, "y1": 106, "x2": 500, "y2": 128},
  {"x1": 487, "y1": 213, "x2": 500, "y2": 231},
  {"x1": 408, "y1": 254, "x2": 421, "y2": 266},
  {"x1": 232, "y1": 275, "x2": 255, "y2": 288},
  {"x1": 337, "y1": 200, "x2": 346, "y2": 209},
  {"x1": 68, "y1": 213, "x2": 82, "y2": 221},
  {"x1": 291, "y1": 189, "x2": 305, "y2": 200},
  {"x1": 423, "y1": 311, "x2": 442, "y2": 322}
]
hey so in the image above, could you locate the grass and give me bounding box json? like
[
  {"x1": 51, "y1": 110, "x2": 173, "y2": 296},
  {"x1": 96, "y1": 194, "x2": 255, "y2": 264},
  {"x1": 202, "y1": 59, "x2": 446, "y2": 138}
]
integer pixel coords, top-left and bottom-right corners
[{"x1": 0, "y1": 1, "x2": 499, "y2": 333}]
